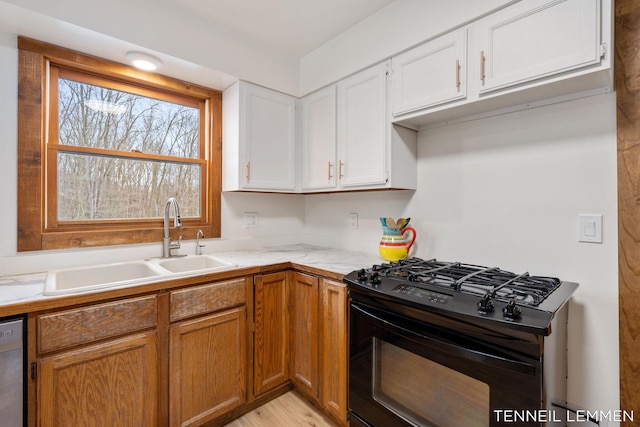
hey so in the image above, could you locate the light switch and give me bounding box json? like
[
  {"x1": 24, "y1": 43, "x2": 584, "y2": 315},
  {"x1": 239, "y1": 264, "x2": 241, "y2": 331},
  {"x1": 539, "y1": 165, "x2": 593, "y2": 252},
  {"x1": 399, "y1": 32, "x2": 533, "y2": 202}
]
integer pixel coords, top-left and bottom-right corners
[
  {"x1": 578, "y1": 214, "x2": 602, "y2": 243},
  {"x1": 585, "y1": 221, "x2": 596, "y2": 237}
]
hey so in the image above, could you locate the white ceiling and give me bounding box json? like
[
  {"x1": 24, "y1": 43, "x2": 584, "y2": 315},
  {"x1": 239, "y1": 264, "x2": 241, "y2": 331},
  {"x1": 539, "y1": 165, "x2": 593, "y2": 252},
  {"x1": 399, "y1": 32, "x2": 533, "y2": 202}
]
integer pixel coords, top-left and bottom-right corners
[
  {"x1": 169, "y1": 0, "x2": 395, "y2": 57},
  {"x1": 1, "y1": 0, "x2": 397, "y2": 92},
  {"x1": 5, "y1": 0, "x2": 395, "y2": 59}
]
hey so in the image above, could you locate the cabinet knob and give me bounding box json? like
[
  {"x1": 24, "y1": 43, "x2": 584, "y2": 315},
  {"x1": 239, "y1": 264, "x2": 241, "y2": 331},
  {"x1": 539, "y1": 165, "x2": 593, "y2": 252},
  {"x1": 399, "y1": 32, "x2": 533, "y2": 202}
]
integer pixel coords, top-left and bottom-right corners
[
  {"x1": 339, "y1": 161, "x2": 345, "y2": 179},
  {"x1": 246, "y1": 161, "x2": 251, "y2": 183},
  {"x1": 328, "y1": 161, "x2": 334, "y2": 180}
]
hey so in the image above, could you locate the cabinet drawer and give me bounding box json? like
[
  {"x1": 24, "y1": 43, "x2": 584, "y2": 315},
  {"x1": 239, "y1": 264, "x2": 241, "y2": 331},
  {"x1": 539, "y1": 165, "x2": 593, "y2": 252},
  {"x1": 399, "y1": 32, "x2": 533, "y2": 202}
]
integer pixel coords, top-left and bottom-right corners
[
  {"x1": 170, "y1": 278, "x2": 246, "y2": 322},
  {"x1": 37, "y1": 295, "x2": 158, "y2": 354}
]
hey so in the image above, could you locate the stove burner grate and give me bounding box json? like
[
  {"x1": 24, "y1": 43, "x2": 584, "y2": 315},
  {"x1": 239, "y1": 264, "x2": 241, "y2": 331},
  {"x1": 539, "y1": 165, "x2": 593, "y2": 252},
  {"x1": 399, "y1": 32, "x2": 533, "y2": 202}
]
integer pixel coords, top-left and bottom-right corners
[{"x1": 373, "y1": 258, "x2": 561, "y2": 307}]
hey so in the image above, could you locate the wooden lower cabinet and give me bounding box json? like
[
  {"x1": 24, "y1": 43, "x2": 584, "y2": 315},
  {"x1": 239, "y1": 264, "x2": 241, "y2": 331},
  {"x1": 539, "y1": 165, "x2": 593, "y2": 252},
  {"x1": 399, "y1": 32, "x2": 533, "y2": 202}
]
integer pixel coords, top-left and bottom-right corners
[
  {"x1": 320, "y1": 279, "x2": 348, "y2": 424},
  {"x1": 37, "y1": 331, "x2": 159, "y2": 426},
  {"x1": 253, "y1": 271, "x2": 290, "y2": 396},
  {"x1": 30, "y1": 278, "x2": 250, "y2": 427},
  {"x1": 169, "y1": 306, "x2": 247, "y2": 427},
  {"x1": 291, "y1": 272, "x2": 319, "y2": 399},
  {"x1": 290, "y1": 273, "x2": 348, "y2": 426},
  {"x1": 29, "y1": 270, "x2": 347, "y2": 426},
  {"x1": 168, "y1": 278, "x2": 249, "y2": 427},
  {"x1": 32, "y1": 295, "x2": 160, "y2": 427}
]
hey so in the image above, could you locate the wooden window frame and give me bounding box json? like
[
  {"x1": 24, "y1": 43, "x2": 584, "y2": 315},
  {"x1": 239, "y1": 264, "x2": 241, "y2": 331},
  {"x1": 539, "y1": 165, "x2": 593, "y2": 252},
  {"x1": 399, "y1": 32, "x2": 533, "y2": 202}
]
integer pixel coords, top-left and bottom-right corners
[{"x1": 17, "y1": 37, "x2": 222, "y2": 251}]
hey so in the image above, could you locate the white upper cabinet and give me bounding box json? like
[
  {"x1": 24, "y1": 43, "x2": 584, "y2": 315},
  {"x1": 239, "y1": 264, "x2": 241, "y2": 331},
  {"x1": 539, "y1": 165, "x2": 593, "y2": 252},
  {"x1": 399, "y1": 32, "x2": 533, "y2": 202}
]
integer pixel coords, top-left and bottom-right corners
[
  {"x1": 391, "y1": 0, "x2": 612, "y2": 128},
  {"x1": 476, "y1": 0, "x2": 602, "y2": 94},
  {"x1": 226, "y1": 73, "x2": 416, "y2": 194},
  {"x1": 301, "y1": 86, "x2": 337, "y2": 191},
  {"x1": 300, "y1": 62, "x2": 417, "y2": 193},
  {"x1": 337, "y1": 63, "x2": 388, "y2": 188},
  {"x1": 391, "y1": 29, "x2": 467, "y2": 116},
  {"x1": 337, "y1": 61, "x2": 417, "y2": 191},
  {"x1": 223, "y1": 81, "x2": 297, "y2": 192},
  {"x1": 223, "y1": 0, "x2": 610, "y2": 193}
]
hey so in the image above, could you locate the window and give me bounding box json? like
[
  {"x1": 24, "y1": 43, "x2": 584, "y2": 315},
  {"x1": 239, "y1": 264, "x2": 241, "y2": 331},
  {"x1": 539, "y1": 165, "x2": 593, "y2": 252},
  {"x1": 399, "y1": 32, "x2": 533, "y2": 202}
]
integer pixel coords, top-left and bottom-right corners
[{"x1": 17, "y1": 37, "x2": 222, "y2": 251}]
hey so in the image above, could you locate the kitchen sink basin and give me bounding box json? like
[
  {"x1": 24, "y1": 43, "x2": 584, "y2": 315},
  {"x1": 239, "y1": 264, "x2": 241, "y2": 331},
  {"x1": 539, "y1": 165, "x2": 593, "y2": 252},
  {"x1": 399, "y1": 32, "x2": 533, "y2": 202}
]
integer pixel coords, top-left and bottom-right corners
[
  {"x1": 153, "y1": 254, "x2": 236, "y2": 274},
  {"x1": 44, "y1": 261, "x2": 168, "y2": 295},
  {"x1": 43, "y1": 255, "x2": 237, "y2": 295}
]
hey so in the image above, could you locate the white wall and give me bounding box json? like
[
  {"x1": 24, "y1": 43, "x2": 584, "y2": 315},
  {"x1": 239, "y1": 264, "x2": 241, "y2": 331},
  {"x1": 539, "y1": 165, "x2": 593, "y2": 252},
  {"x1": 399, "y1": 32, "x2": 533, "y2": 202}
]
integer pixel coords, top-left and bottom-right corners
[{"x1": 305, "y1": 93, "x2": 619, "y2": 417}]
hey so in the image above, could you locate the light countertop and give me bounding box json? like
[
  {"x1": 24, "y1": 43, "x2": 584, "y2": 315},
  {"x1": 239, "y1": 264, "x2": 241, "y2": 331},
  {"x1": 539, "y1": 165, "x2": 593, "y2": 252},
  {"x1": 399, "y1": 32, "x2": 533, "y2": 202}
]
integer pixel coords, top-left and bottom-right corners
[
  {"x1": 210, "y1": 244, "x2": 381, "y2": 275},
  {"x1": 0, "y1": 244, "x2": 381, "y2": 312}
]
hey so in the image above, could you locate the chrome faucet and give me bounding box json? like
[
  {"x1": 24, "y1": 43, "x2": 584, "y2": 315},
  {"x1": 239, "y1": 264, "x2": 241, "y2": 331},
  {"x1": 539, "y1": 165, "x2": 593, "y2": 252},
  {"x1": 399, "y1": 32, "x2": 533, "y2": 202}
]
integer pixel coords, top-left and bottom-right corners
[
  {"x1": 163, "y1": 197, "x2": 182, "y2": 258},
  {"x1": 195, "y1": 229, "x2": 205, "y2": 255}
]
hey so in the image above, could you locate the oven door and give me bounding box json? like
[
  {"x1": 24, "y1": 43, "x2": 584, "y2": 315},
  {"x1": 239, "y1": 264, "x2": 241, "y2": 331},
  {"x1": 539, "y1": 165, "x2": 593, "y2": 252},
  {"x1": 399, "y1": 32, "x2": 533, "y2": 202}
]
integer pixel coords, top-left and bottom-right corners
[{"x1": 349, "y1": 301, "x2": 542, "y2": 427}]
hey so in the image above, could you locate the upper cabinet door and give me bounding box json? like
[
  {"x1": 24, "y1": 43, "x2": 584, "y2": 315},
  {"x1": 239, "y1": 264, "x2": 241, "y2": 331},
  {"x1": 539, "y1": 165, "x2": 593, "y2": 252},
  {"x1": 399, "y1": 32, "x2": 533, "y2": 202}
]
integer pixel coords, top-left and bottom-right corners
[
  {"x1": 391, "y1": 29, "x2": 467, "y2": 116},
  {"x1": 301, "y1": 86, "x2": 337, "y2": 191},
  {"x1": 337, "y1": 62, "x2": 388, "y2": 188},
  {"x1": 222, "y1": 81, "x2": 297, "y2": 192},
  {"x1": 242, "y1": 83, "x2": 297, "y2": 190},
  {"x1": 477, "y1": 0, "x2": 602, "y2": 94}
]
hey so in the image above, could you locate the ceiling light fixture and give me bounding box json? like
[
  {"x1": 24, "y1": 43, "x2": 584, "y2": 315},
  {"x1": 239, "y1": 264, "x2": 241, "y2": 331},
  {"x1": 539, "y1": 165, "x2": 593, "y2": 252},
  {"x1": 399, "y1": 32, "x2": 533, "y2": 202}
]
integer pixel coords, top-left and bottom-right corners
[{"x1": 126, "y1": 51, "x2": 162, "y2": 71}]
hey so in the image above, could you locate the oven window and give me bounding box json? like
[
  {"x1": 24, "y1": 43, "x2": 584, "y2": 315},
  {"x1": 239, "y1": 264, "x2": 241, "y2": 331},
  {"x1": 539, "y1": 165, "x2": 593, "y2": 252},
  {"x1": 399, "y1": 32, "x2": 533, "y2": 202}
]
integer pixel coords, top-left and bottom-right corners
[{"x1": 372, "y1": 338, "x2": 490, "y2": 427}]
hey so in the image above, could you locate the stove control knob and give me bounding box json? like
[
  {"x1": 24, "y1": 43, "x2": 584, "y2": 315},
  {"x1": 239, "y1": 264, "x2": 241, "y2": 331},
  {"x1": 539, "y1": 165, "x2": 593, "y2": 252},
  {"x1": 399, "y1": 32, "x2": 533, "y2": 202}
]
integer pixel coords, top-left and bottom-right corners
[
  {"x1": 357, "y1": 269, "x2": 367, "y2": 282},
  {"x1": 370, "y1": 272, "x2": 381, "y2": 285},
  {"x1": 502, "y1": 299, "x2": 522, "y2": 319},
  {"x1": 477, "y1": 295, "x2": 494, "y2": 313}
]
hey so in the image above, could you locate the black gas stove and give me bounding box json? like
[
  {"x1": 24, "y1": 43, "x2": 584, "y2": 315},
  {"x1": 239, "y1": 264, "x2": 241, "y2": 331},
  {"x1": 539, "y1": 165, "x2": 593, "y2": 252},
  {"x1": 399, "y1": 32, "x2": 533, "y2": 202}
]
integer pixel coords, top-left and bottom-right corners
[
  {"x1": 344, "y1": 257, "x2": 578, "y2": 335},
  {"x1": 346, "y1": 258, "x2": 579, "y2": 426}
]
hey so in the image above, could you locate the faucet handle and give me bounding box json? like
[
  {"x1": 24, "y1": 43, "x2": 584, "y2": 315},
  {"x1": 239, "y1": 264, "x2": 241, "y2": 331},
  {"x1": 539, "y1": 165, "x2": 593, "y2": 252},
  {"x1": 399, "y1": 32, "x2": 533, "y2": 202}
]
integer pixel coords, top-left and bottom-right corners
[
  {"x1": 170, "y1": 235, "x2": 182, "y2": 250},
  {"x1": 196, "y1": 230, "x2": 205, "y2": 255}
]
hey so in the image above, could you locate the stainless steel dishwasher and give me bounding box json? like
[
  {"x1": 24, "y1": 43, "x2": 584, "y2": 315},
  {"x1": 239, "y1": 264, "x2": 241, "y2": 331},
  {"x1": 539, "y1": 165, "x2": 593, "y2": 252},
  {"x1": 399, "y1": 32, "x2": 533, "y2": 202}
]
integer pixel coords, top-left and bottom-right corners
[{"x1": 0, "y1": 317, "x2": 24, "y2": 427}]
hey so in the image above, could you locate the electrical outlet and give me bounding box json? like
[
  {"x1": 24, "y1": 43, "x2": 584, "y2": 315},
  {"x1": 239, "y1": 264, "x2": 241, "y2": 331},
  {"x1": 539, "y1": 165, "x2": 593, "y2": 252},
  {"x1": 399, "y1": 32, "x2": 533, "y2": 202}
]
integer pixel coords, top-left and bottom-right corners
[
  {"x1": 349, "y1": 213, "x2": 358, "y2": 229},
  {"x1": 244, "y1": 212, "x2": 259, "y2": 229}
]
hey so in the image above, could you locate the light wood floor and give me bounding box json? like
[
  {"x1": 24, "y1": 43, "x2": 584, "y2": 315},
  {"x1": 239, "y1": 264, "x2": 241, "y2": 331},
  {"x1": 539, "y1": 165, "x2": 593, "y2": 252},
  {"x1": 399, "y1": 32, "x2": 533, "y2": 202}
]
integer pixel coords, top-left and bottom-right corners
[{"x1": 224, "y1": 391, "x2": 338, "y2": 427}]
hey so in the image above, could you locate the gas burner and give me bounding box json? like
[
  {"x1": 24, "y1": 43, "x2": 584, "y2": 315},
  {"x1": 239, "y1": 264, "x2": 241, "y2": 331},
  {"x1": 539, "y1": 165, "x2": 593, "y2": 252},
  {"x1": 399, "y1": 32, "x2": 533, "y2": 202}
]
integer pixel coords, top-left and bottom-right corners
[{"x1": 370, "y1": 258, "x2": 561, "y2": 308}]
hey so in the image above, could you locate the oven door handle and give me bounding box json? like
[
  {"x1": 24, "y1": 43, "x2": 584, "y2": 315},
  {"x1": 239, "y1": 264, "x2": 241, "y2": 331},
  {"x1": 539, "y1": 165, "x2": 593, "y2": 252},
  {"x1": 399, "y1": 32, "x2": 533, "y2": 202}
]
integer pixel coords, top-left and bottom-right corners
[{"x1": 352, "y1": 303, "x2": 537, "y2": 376}]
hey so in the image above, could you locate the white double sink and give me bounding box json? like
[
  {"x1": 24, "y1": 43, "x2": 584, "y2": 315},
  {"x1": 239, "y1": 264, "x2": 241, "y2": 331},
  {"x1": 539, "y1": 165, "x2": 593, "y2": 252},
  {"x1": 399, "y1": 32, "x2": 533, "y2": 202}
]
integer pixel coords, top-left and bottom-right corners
[{"x1": 44, "y1": 255, "x2": 237, "y2": 296}]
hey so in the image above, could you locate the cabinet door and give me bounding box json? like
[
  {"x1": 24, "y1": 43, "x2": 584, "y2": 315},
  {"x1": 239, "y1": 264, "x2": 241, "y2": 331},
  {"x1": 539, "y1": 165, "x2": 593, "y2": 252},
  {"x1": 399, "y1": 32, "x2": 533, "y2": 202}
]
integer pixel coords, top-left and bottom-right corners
[
  {"x1": 320, "y1": 279, "x2": 348, "y2": 424},
  {"x1": 301, "y1": 86, "x2": 337, "y2": 191},
  {"x1": 37, "y1": 331, "x2": 158, "y2": 427},
  {"x1": 337, "y1": 62, "x2": 388, "y2": 188},
  {"x1": 169, "y1": 307, "x2": 247, "y2": 427},
  {"x1": 242, "y1": 83, "x2": 297, "y2": 191},
  {"x1": 476, "y1": 0, "x2": 602, "y2": 94},
  {"x1": 290, "y1": 272, "x2": 319, "y2": 399},
  {"x1": 392, "y1": 29, "x2": 467, "y2": 116},
  {"x1": 254, "y1": 271, "x2": 290, "y2": 396}
]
